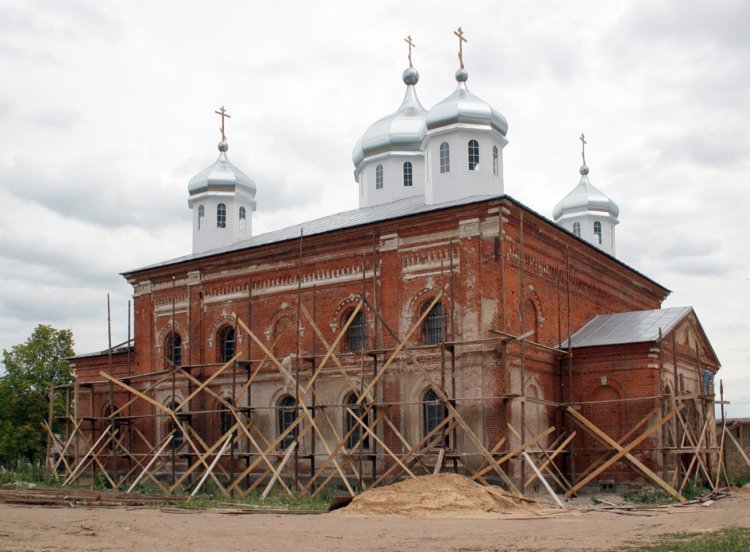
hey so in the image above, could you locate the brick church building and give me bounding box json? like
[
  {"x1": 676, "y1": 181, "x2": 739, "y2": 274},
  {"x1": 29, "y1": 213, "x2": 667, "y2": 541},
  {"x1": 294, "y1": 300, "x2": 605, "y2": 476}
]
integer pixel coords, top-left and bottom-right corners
[{"x1": 70, "y1": 42, "x2": 720, "y2": 494}]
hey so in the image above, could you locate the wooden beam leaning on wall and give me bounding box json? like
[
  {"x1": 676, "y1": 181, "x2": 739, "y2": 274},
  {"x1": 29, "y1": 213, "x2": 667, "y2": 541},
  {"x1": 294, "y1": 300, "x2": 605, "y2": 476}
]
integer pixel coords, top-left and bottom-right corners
[
  {"x1": 415, "y1": 359, "x2": 520, "y2": 494},
  {"x1": 565, "y1": 406, "x2": 687, "y2": 503},
  {"x1": 100, "y1": 371, "x2": 230, "y2": 497},
  {"x1": 507, "y1": 424, "x2": 571, "y2": 493},
  {"x1": 233, "y1": 315, "x2": 356, "y2": 496}
]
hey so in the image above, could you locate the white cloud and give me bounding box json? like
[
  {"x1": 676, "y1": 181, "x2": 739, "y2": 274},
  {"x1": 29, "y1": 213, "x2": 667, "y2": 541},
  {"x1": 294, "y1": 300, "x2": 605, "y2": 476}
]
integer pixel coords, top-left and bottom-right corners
[{"x1": 0, "y1": 0, "x2": 747, "y2": 415}]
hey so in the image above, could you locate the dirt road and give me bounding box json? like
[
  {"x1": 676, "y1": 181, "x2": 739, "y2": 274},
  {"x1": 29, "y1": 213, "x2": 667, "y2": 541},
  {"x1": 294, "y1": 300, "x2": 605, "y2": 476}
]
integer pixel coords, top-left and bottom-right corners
[{"x1": 1, "y1": 489, "x2": 749, "y2": 551}]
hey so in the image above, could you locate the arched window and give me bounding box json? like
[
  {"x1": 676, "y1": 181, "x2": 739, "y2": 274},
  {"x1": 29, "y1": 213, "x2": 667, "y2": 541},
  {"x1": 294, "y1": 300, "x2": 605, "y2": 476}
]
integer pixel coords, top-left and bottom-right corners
[
  {"x1": 468, "y1": 139, "x2": 479, "y2": 171},
  {"x1": 166, "y1": 401, "x2": 184, "y2": 449},
  {"x1": 217, "y1": 203, "x2": 227, "y2": 228},
  {"x1": 439, "y1": 142, "x2": 450, "y2": 174},
  {"x1": 197, "y1": 205, "x2": 205, "y2": 230},
  {"x1": 403, "y1": 161, "x2": 413, "y2": 187},
  {"x1": 573, "y1": 222, "x2": 581, "y2": 237},
  {"x1": 593, "y1": 221, "x2": 602, "y2": 244},
  {"x1": 492, "y1": 145, "x2": 499, "y2": 176},
  {"x1": 165, "y1": 332, "x2": 182, "y2": 367},
  {"x1": 423, "y1": 389, "x2": 446, "y2": 446},
  {"x1": 239, "y1": 207, "x2": 246, "y2": 233},
  {"x1": 422, "y1": 300, "x2": 444, "y2": 345},
  {"x1": 523, "y1": 299, "x2": 538, "y2": 342},
  {"x1": 219, "y1": 399, "x2": 234, "y2": 438},
  {"x1": 218, "y1": 326, "x2": 235, "y2": 363},
  {"x1": 375, "y1": 164, "x2": 384, "y2": 189},
  {"x1": 344, "y1": 310, "x2": 365, "y2": 352},
  {"x1": 344, "y1": 393, "x2": 370, "y2": 449},
  {"x1": 277, "y1": 395, "x2": 297, "y2": 449}
]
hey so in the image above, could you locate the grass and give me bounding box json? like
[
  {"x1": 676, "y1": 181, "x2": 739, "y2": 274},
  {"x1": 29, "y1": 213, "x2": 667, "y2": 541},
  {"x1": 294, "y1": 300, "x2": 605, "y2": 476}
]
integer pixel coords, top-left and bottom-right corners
[
  {"x1": 2, "y1": 466, "x2": 333, "y2": 511},
  {"x1": 625, "y1": 527, "x2": 750, "y2": 551},
  {"x1": 729, "y1": 473, "x2": 750, "y2": 488},
  {"x1": 1, "y1": 465, "x2": 65, "y2": 488},
  {"x1": 622, "y1": 480, "x2": 711, "y2": 505},
  {"x1": 622, "y1": 485, "x2": 676, "y2": 505},
  {"x1": 174, "y1": 489, "x2": 333, "y2": 511}
]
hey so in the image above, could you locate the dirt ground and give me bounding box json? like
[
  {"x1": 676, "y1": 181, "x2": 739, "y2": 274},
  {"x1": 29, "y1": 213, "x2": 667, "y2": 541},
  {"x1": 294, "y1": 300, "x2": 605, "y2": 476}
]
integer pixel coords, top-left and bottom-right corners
[{"x1": 0, "y1": 488, "x2": 749, "y2": 552}]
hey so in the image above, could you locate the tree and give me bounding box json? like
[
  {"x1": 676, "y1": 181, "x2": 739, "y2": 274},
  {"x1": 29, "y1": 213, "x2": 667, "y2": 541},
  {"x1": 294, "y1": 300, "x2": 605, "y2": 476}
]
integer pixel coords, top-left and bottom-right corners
[{"x1": 0, "y1": 325, "x2": 75, "y2": 465}]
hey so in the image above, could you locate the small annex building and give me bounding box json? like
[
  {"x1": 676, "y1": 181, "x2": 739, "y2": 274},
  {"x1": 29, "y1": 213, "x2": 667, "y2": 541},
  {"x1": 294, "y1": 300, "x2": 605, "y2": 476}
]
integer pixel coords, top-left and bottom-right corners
[{"x1": 67, "y1": 36, "x2": 721, "y2": 497}]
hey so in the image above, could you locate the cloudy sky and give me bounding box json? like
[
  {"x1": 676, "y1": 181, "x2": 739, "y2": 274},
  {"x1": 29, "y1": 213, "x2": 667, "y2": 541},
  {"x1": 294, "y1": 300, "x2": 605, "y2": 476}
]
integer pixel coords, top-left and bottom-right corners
[{"x1": 1, "y1": 1, "x2": 748, "y2": 414}]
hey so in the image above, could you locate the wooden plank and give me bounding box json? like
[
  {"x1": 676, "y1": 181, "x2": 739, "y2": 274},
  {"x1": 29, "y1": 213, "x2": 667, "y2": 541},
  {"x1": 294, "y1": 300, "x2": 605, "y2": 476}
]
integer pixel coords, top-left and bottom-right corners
[
  {"x1": 357, "y1": 292, "x2": 443, "y2": 405},
  {"x1": 576, "y1": 400, "x2": 665, "y2": 483},
  {"x1": 299, "y1": 304, "x2": 372, "y2": 402},
  {"x1": 370, "y1": 415, "x2": 460, "y2": 488},
  {"x1": 674, "y1": 408, "x2": 714, "y2": 490},
  {"x1": 301, "y1": 406, "x2": 381, "y2": 495},
  {"x1": 234, "y1": 315, "x2": 356, "y2": 496},
  {"x1": 127, "y1": 434, "x2": 174, "y2": 493},
  {"x1": 725, "y1": 426, "x2": 750, "y2": 468},
  {"x1": 299, "y1": 301, "x2": 363, "y2": 397},
  {"x1": 347, "y1": 407, "x2": 415, "y2": 479},
  {"x1": 380, "y1": 414, "x2": 431, "y2": 474},
  {"x1": 566, "y1": 407, "x2": 686, "y2": 503},
  {"x1": 99, "y1": 371, "x2": 228, "y2": 497},
  {"x1": 565, "y1": 405, "x2": 683, "y2": 497},
  {"x1": 234, "y1": 336, "x2": 281, "y2": 406},
  {"x1": 714, "y1": 420, "x2": 728, "y2": 489},
  {"x1": 471, "y1": 427, "x2": 555, "y2": 482},
  {"x1": 226, "y1": 416, "x2": 305, "y2": 494},
  {"x1": 177, "y1": 353, "x2": 241, "y2": 411},
  {"x1": 169, "y1": 365, "x2": 278, "y2": 489},
  {"x1": 507, "y1": 424, "x2": 568, "y2": 492},
  {"x1": 170, "y1": 421, "x2": 239, "y2": 493},
  {"x1": 63, "y1": 425, "x2": 113, "y2": 486},
  {"x1": 418, "y1": 365, "x2": 519, "y2": 494},
  {"x1": 192, "y1": 432, "x2": 235, "y2": 497},
  {"x1": 522, "y1": 451, "x2": 564, "y2": 508},
  {"x1": 525, "y1": 432, "x2": 576, "y2": 489},
  {"x1": 470, "y1": 436, "x2": 507, "y2": 487},
  {"x1": 433, "y1": 448, "x2": 446, "y2": 475},
  {"x1": 261, "y1": 442, "x2": 297, "y2": 500}
]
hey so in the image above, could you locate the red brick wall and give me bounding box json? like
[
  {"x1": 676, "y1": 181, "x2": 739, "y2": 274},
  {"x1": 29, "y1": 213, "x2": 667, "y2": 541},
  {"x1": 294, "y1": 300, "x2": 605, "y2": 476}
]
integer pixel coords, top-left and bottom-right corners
[{"x1": 72, "y1": 196, "x2": 675, "y2": 480}]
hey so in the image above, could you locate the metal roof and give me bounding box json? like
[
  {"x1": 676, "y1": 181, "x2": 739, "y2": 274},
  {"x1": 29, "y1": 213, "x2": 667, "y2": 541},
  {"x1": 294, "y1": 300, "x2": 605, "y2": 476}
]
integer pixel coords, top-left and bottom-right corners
[
  {"x1": 125, "y1": 194, "x2": 499, "y2": 274},
  {"x1": 69, "y1": 339, "x2": 134, "y2": 360},
  {"x1": 559, "y1": 307, "x2": 692, "y2": 349},
  {"x1": 121, "y1": 194, "x2": 669, "y2": 297}
]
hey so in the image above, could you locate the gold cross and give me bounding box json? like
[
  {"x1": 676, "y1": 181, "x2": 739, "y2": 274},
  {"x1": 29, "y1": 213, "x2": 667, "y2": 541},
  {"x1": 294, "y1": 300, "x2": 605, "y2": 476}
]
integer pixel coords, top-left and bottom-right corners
[
  {"x1": 579, "y1": 133, "x2": 587, "y2": 165},
  {"x1": 214, "y1": 106, "x2": 231, "y2": 142},
  {"x1": 404, "y1": 35, "x2": 415, "y2": 68},
  {"x1": 454, "y1": 27, "x2": 468, "y2": 69}
]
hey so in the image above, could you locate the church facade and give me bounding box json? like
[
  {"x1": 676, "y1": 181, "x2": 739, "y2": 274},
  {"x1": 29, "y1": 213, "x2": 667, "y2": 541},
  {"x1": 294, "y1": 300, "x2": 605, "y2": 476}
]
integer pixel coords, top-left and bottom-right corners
[{"x1": 70, "y1": 36, "x2": 720, "y2": 494}]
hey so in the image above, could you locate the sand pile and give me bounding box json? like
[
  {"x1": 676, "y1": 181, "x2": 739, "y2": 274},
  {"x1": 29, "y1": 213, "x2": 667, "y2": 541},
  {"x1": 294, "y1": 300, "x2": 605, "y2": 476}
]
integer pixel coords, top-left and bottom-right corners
[{"x1": 336, "y1": 473, "x2": 540, "y2": 517}]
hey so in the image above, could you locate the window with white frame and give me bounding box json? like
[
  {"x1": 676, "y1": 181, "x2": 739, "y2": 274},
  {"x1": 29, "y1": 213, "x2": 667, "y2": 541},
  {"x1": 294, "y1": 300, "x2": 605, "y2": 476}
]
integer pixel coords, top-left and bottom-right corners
[
  {"x1": 439, "y1": 142, "x2": 450, "y2": 174},
  {"x1": 403, "y1": 161, "x2": 413, "y2": 187},
  {"x1": 375, "y1": 164, "x2": 384, "y2": 189},
  {"x1": 217, "y1": 203, "x2": 227, "y2": 229},
  {"x1": 278, "y1": 395, "x2": 297, "y2": 449},
  {"x1": 239, "y1": 206, "x2": 246, "y2": 232},
  {"x1": 593, "y1": 221, "x2": 602, "y2": 244},
  {"x1": 468, "y1": 139, "x2": 479, "y2": 171},
  {"x1": 198, "y1": 205, "x2": 205, "y2": 229}
]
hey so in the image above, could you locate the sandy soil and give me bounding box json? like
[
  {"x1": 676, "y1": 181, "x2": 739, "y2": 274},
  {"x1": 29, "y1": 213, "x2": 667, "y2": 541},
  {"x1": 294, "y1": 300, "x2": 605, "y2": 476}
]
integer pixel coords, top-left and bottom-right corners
[{"x1": 0, "y1": 488, "x2": 749, "y2": 551}]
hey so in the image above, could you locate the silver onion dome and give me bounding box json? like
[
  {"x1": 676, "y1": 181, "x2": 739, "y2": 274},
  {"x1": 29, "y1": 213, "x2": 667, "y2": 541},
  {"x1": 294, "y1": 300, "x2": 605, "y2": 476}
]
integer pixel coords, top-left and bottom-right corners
[
  {"x1": 188, "y1": 141, "x2": 257, "y2": 200},
  {"x1": 426, "y1": 70, "x2": 508, "y2": 136},
  {"x1": 352, "y1": 67, "x2": 427, "y2": 168},
  {"x1": 552, "y1": 164, "x2": 619, "y2": 221}
]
